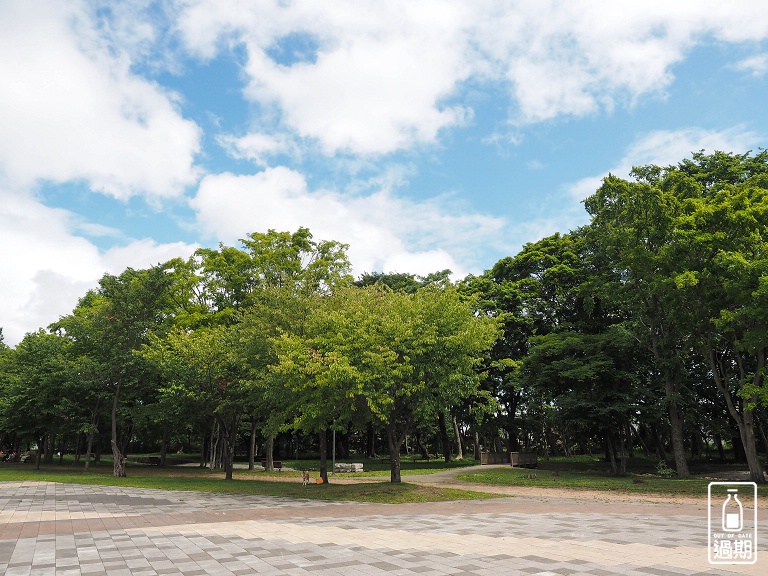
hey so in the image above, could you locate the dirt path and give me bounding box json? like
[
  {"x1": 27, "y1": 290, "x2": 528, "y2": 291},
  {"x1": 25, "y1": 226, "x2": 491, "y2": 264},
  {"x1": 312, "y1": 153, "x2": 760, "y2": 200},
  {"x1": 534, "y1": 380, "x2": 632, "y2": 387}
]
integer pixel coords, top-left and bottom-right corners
[{"x1": 397, "y1": 464, "x2": 708, "y2": 505}]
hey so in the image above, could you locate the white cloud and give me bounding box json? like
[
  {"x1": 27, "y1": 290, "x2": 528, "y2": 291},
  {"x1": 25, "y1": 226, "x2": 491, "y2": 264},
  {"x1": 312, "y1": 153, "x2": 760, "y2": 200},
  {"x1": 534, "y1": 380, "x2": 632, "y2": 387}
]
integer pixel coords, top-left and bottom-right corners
[
  {"x1": 217, "y1": 132, "x2": 300, "y2": 167},
  {"x1": 189, "y1": 167, "x2": 506, "y2": 278},
  {"x1": 0, "y1": 1, "x2": 201, "y2": 200},
  {"x1": 0, "y1": 188, "x2": 198, "y2": 346},
  {"x1": 174, "y1": 0, "x2": 768, "y2": 154},
  {"x1": 734, "y1": 54, "x2": 768, "y2": 76},
  {"x1": 176, "y1": 0, "x2": 478, "y2": 156},
  {"x1": 567, "y1": 126, "x2": 763, "y2": 200}
]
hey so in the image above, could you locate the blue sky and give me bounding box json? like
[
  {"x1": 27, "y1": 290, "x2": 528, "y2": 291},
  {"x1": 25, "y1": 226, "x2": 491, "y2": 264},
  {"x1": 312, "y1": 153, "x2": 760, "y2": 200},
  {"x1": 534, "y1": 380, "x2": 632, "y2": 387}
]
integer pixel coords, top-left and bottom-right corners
[{"x1": 2, "y1": 0, "x2": 768, "y2": 346}]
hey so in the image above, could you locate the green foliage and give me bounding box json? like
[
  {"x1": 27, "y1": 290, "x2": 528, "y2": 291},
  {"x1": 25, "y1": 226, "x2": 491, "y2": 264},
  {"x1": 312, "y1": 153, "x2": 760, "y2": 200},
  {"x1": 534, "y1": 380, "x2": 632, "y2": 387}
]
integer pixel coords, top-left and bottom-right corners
[
  {"x1": 271, "y1": 283, "x2": 499, "y2": 481},
  {"x1": 655, "y1": 460, "x2": 675, "y2": 478},
  {"x1": 3, "y1": 175, "x2": 768, "y2": 490}
]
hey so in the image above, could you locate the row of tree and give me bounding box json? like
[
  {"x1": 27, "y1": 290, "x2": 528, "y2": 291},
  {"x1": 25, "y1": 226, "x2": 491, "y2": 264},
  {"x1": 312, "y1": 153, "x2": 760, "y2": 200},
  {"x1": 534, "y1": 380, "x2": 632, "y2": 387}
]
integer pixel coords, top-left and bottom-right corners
[
  {"x1": 1, "y1": 151, "x2": 768, "y2": 483},
  {"x1": 0, "y1": 228, "x2": 496, "y2": 482}
]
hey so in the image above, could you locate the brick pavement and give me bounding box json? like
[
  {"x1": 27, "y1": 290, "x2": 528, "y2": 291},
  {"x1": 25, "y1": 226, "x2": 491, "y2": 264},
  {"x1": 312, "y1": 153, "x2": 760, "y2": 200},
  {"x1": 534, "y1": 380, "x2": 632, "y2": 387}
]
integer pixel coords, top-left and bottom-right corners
[{"x1": 0, "y1": 481, "x2": 764, "y2": 575}]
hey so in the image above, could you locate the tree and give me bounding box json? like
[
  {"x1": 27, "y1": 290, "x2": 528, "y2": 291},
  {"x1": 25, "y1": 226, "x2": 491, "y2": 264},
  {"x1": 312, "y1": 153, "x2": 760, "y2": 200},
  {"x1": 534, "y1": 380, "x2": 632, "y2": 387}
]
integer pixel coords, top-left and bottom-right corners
[
  {"x1": 142, "y1": 326, "x2": 246, "y2": 479},
  {"x1": 273, "y1": 285, "x2": 498, "y2": 482},
  {"x1": 230, "y1": 228, "x2": 353, "y2": 475},
  {"x1": 464, "y1": 232, "x2": 603, "y2": 455},
  {"x1": 54, "y1": 264, "x2": 179, "y2": 477},
  {"x1": 0, "y1": 330, "x2": 79, "y2": 466},
  {"x1": 584, "y1": 150, "x2": 768, "y2": 481},
  {"x1": 666, "y1": 151, "x2": 768, "y2": 482},
  {"x1": 584, "y1": 173, "x2": 694, "y2": 477},
  {"x1": 524, "y1": 327, "x2": 641, "y2": 475}
]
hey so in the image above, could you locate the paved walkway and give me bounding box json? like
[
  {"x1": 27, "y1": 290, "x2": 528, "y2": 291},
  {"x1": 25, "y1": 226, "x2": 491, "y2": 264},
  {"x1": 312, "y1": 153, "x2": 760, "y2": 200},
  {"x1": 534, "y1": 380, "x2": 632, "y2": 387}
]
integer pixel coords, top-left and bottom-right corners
[{"x1": 0, "y1": 479, "x2": 764, "y2": 576}]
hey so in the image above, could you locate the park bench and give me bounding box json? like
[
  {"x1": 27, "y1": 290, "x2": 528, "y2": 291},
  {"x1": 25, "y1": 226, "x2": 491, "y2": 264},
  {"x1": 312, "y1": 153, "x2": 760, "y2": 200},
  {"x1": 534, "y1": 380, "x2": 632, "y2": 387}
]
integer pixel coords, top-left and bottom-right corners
[
  {"x1": 480, "y1": 451, "x2": 538, "y2": 468},
  {"x1": 334, "y1": 462, "x2": 364, "y2": 473},
  {"x1": 133, "y1": 456, "x2": 161, "y2": 465},
  {"x1": 510, "y1": 451, "x2": 538, "y2": 468},
  {"x1": 260, "y1": 459, "x2": 283, "y2": 471}
]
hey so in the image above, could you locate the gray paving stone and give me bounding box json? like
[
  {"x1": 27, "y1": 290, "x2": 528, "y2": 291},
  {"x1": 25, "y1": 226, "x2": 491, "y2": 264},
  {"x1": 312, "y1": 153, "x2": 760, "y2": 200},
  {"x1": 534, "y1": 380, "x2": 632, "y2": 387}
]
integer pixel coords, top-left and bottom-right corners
[{"x1": 1, "y1": 481, "x2": 761, "y2": 576}]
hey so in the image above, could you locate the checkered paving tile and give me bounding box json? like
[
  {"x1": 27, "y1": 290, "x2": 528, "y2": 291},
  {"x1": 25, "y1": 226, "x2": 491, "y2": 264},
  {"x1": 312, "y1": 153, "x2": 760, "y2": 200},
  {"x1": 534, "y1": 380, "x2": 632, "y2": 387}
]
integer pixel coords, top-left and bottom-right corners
[{"x1": 0, "y1": 481, "x2": 761, "y2": 575}]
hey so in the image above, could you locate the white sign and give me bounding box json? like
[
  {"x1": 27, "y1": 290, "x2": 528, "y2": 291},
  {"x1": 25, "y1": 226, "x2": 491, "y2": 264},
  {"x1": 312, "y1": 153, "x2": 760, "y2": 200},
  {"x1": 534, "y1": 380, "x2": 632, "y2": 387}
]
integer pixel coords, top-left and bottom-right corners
[{"x1": 708, "y1": 482, "x2": 758, "y2": 565}]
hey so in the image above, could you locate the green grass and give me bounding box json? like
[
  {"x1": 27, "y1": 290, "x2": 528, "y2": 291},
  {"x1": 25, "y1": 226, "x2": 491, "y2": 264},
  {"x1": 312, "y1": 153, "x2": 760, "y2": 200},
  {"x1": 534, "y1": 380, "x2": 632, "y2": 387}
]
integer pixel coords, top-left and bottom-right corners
[
  {"x1": 0, "y1": 460, "x2": 494, "y2": 504},
  {"x1": 457, "y1": 456, "x2": 768, "y2": 498},
  {"x1": 5, "y1": 454, "x2": 764, "y2": 502}
]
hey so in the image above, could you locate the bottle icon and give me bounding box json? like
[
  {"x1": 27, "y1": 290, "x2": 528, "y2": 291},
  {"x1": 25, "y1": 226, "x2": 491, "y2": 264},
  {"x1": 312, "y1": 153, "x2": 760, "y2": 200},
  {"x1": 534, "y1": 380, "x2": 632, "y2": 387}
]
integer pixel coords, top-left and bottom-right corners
[{"x1": 722, "y1": 489, "x2": 743, "y2": 531}]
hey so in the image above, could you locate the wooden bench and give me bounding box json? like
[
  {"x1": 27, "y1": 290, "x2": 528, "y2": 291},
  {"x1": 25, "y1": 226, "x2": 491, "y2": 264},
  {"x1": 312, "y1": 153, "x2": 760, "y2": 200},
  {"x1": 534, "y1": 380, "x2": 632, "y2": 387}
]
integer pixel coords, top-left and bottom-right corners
[
  {"x1": 134, "y1": 456, "x2": 161, "y2": 465},
  {"x1": 260, "y1": 459, "x2": 283, "y2": 471},
  {"x1": 510, "y1": 451, "x2": 538, "y2": 468}
]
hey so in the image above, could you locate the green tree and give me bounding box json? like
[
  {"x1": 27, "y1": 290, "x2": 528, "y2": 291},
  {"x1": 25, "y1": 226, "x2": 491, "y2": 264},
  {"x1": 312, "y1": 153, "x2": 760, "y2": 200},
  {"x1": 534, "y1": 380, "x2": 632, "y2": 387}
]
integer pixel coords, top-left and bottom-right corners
[
  {"x1": 230, "y1": 228, "x2": 353, "y2": 473},
  {"x1": 665, "y1": 152, "x2": 768, "y2": 482},
  {"x1": 585, "y1": 150, "x2": 768, "y2": 481},
  {"x1": 273, "y1": 285, "x2": 498, "y2": 482},
  {"x1": 54, "y1": 264, "x2": 179, "y2": 477},
  {"x1": 585, "y1": 173, "x2": 694, "y2": 477},
  {"x1": 0, "y1": 330, "x2": 78, "y2": 466},
  {"x1": 523, "y1": 326, "x2": 641, "y2": 475},
  {"x1": 464, "y1": 232, "x2": 603, "y2": 455},
  {"x1": 142, "y1": 325, "x2": 247, "y2": 479}
]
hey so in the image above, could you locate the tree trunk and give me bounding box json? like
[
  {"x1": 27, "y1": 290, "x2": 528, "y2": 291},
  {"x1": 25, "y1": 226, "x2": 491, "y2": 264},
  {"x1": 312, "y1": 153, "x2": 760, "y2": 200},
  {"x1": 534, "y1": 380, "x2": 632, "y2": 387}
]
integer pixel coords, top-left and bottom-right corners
[
  {"x1": 474, "y1": 430, "x2": 481, "y2": 460},
  {"x1": 663, "y1": 373, "x2": 690, "y2": 478},
  {"x1": 716, "y1": 434, "x2": 725, "y2": 461},
  {"x1": 618, "y1": 426, "x2": 627, "y2": 476},
  {"x1": 650, "y1": 424, "x2": 668, "y2": 461},
  {"x1": 605, "y1": 433, "x2": 618, "y2": 476},
  {"x1": 249, "y1": 419, "x2": 257, "y2": 471},
  {"x1": 265, "y1": 433, "x2": 275, "y2": 471},
  {"x1": 159, "y1": 427, "x2": 168, "y2": 466},
  {"x1": 209, "y1": 420, "x2": 219, "y2": 471},
  {"x1": 706, "y1": 343, "x2": 765, "y2": 483},
  {"x1": 366, "y1": 423, "x2": 377, "y2": 458},
  {"x1": 223, "y1": 415, "x2": 237, "y2": 481},
  {"x1": 44, "y1": 434, "x2": 54, "y2": 464},
  {"x1": 739, "y1": 406, "x2": 764, "y2": 483},
  {"x1": 339, "y1": 431, "x2": 350, "y2": 459},
  {"x1": 756, "y1": 412, "x2": 768, "y2": 458},
  {"x1": 84, "y1": 429, "x2": 94, "y2": 472},
  {"x1": 36, "y1": 435, "x2": 44, "y2": 471},
  {"x1": 452, "y1": 414, "x2": 464, "y2": 460},
  {"x1": 632, "y1": 424, "x2": 652, "y2": 456},
  {"x1": 110, "y1": 383, "x2": 126, "y2": 477},
  {"x1": 386, "y1": 423, "x2": 403, "y2": 483},
  {"x1": 318, "y1": 429, "x2": 329, "y2": 484},
  {"x1": 690, "y1": 431, "x2": 701, "y2": 460},
  {"x1": 438, "y1": 412, "x2": 451, "y2": 462},
  {"x1": 58, "y1": 435, "x2": 66, "y2": 464},
  {"x1": 415, "y1": 431, "x2": 429, "y2": 459}
]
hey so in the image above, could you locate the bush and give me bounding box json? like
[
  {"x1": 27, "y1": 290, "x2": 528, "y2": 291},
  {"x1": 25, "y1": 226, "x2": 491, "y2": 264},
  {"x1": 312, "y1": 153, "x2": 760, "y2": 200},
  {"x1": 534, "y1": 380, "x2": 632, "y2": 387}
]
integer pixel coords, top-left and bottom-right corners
[{"x1": 655, "y1": 460, "x2": 675, "y2": 478}]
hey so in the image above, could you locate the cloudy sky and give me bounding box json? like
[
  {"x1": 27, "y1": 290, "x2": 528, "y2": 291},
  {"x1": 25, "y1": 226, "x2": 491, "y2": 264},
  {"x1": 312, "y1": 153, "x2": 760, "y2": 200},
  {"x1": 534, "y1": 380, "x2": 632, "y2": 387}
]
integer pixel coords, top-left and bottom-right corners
[{"x1": 2, "y1": 0, "x2": 768, "y2": 346}]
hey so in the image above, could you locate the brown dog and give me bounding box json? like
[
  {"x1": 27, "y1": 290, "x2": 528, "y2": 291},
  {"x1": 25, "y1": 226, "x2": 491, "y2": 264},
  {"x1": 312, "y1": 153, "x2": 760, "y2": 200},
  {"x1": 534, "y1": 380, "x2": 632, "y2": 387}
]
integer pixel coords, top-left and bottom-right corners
[{"x1": 301, "y1": 470, "x2": 310, "y2": 486}]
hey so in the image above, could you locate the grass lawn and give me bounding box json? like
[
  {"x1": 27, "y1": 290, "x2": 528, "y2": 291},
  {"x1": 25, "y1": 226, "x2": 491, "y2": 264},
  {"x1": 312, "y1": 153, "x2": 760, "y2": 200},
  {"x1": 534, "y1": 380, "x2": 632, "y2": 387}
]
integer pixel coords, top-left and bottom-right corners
[
  {"x1": 3, "y1": 454, "x2": 764, "y2": 502},
  {"x1": 0, "y1": 458, "x2": 494, "y2": 504},
  {"x1": 457, "y1": 455, "x2": 768, "y2": 498}
]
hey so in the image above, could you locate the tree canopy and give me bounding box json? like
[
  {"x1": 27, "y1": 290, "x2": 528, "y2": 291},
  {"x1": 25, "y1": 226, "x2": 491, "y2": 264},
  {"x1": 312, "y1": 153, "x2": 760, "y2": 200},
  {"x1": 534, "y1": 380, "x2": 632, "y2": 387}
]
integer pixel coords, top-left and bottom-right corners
[{"x1": 2, "y1": 152, "x2": 768, "y2": 483}]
